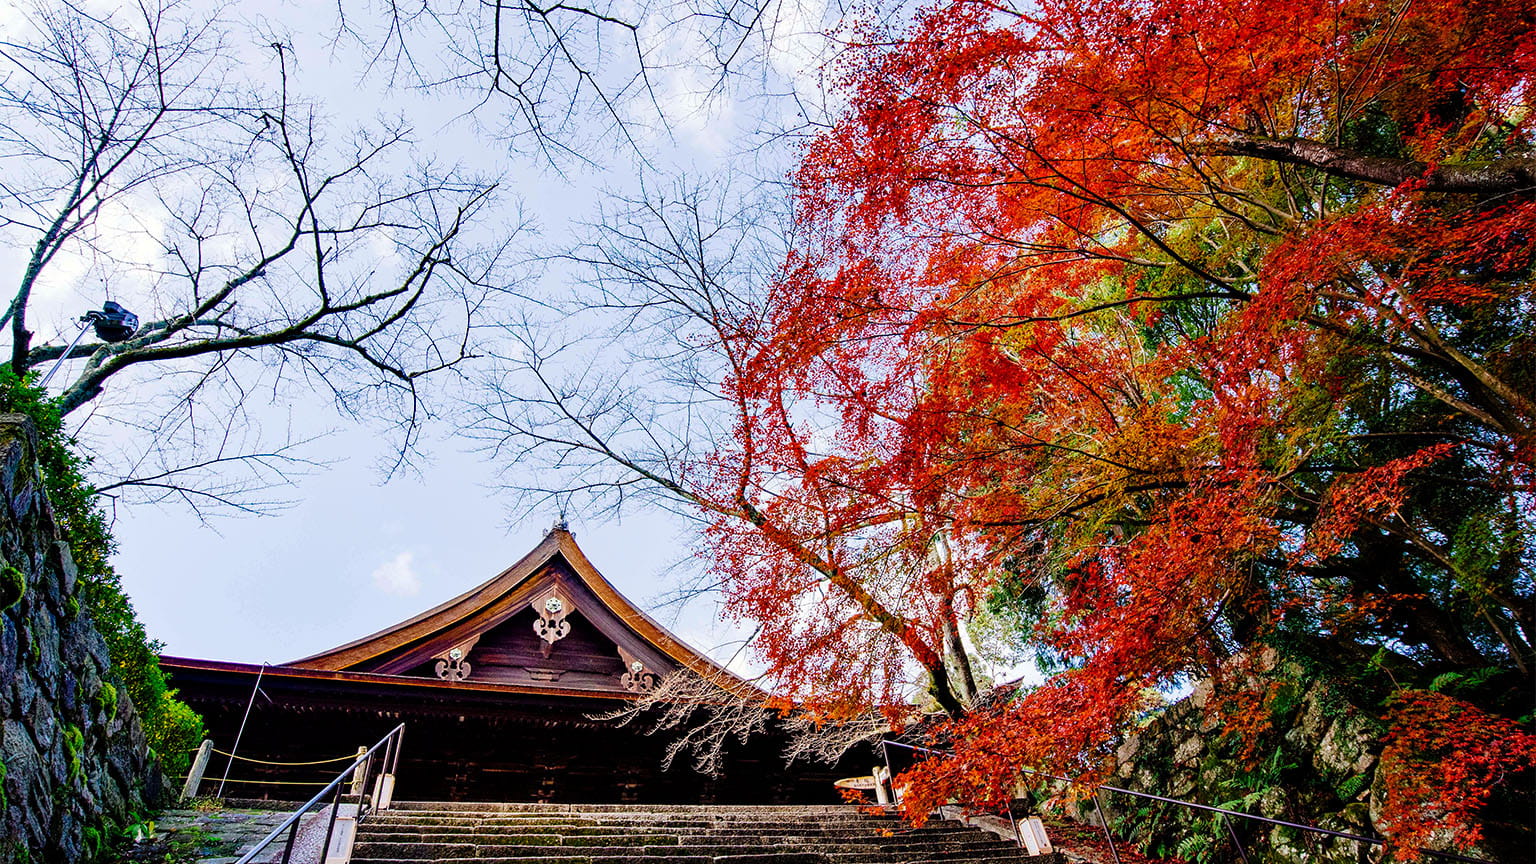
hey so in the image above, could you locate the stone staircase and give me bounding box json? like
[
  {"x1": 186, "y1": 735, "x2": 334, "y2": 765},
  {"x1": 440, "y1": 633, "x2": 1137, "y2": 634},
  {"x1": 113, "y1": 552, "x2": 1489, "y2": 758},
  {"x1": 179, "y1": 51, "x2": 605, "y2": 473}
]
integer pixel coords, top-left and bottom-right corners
[{"x1": 351, "y1": 802, "x2": 1059, "y2": 864}]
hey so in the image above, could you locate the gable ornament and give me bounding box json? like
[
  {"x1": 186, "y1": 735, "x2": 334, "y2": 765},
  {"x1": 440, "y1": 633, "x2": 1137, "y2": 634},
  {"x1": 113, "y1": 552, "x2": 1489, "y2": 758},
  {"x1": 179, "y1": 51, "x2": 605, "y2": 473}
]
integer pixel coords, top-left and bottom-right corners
[
  {"x1": 533, "y1": 592, "x2": 573, "y2": 658},
  {"x1": 433, "y1": 636, "x2": 480, "y2": 682},
  {"x1": 617, "y1": 647, "x2": 657, "y2": 693}
]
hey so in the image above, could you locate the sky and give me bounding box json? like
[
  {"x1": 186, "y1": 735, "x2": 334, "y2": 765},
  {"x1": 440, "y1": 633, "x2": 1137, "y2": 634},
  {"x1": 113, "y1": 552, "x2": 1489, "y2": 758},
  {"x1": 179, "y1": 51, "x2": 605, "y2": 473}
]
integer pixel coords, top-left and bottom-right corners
[{"x1": 0, "y1": 0, "x2": 839, "y2": 672}]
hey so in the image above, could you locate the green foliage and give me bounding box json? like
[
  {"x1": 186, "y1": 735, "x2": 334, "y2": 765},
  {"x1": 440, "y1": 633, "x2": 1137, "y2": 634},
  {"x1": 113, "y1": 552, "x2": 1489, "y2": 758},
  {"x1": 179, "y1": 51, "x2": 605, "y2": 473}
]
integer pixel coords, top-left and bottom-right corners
[
  {"x1": 1266, "y1": 683, "x2": 1303, "y2": 723},
  {"x1": 0, "y1": 370, "x2": 205, "y2": 777},
  {"x1": 1174, "y1": 821, "x2": 1223, "y2": 864},
  {"x1": 121, "y1": 817, "x2": 156, "y2": 843},
  {"x1": 0, "y1": 756, "x2": 8, "y2": 810},
  {"x1": 150, "y1": 699, "x2": 207, "y2": 777},
  {"x1": 0, "y1": 563, "x2": 24, "y2": 609},
  {"x1": 1336, "y1": 773, "x2": 1369, "y2": 801},
  {"x1": 1429, "y1": 666, "x2": 1502, "y2": 697}
]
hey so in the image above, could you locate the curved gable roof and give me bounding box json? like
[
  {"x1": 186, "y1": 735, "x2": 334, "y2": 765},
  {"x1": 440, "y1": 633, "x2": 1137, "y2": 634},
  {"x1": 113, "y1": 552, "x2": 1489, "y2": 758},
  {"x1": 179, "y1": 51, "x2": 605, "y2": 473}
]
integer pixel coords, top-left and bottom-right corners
[{"x1": 287, "y1": 527, "x2": 760, "y2": 698}]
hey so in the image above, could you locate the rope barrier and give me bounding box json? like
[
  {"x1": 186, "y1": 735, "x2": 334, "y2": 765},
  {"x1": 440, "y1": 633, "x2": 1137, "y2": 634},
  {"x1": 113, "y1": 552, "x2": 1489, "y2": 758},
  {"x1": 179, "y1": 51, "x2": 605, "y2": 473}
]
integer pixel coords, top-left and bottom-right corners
[
  {"x1": 209, "y1": 749, "x2": 358, "y2": 766},
  {"x1": 214, "y1": 777, "x2": 332, "y2": 786}
]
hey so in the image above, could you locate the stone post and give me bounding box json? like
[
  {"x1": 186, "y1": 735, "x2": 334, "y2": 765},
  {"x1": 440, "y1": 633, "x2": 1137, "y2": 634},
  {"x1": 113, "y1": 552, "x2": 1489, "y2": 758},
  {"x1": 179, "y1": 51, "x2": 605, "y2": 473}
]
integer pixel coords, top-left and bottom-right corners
[
  {"x1": 873, "y1": 766, "x2": 891, "y2": 805},
  {"x1": 372, "y1": 772, "x2": 397, "y2": 809},
  {"x1": 349, "y1": 746, "x2": 369, "y2": 797},
  {"x1": 180, "y1": 739, "x2": 215, "y2": 801}
]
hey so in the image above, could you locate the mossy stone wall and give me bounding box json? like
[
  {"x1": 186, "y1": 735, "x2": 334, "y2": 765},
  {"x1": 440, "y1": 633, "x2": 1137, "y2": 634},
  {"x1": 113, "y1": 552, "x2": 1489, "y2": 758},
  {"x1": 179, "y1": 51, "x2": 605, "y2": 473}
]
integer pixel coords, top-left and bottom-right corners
[{"x1": 0, "y1": 416, "x2": 163, "y2": 862}]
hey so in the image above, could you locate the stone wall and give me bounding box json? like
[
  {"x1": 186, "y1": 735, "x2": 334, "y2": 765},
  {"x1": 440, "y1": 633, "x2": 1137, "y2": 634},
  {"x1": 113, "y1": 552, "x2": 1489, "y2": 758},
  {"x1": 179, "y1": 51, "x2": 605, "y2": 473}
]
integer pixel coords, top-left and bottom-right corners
[
  {"x1": 0, "y1": 416, "x2": 162, "y2": 863},
  {"x1": 1098, "y1": 674, "x2": 1382, "y2": 864}
]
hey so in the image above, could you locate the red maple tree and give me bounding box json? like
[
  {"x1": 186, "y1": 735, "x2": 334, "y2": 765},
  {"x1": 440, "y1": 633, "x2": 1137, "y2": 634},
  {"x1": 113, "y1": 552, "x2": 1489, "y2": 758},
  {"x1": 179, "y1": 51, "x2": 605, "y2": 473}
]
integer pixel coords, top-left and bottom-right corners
[{"x1": 707, "y1": 0, "x2": 1534, "y2": 856}]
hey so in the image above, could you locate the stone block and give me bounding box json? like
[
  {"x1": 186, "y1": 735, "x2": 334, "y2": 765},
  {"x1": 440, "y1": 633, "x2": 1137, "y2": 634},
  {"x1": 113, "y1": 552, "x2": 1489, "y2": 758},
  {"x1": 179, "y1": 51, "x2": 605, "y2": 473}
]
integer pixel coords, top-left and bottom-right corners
[
  {"x1": 11, "y1": 659, "x2": 36, "y2": 716},
  {"x1": 1172, "y1": 734, "x2": 1203, "y2": 766},
  {"x1": 0, "y1": 615, "x2": 16, "y2": 683},
  {"x1": 54, "y1": 541, "x2": 76, "y2": 597}
]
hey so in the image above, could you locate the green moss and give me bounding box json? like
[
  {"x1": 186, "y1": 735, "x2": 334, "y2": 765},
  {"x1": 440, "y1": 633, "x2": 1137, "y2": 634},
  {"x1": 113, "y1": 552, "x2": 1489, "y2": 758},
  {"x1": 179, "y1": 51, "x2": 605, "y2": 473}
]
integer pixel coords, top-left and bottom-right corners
[
  {"x1": 64, "y1": 724, "x2": 85, "y2": 783},
  {"x1": 92, "y1": 681, "x2": 118, "y2": 721},
  {"x1": 1267, "y1": 681, "x2": 1304, "y2": 722},
  {"x1": 64, "y1": 593, "x2": 79, "y2": 618},
  {"x1": 143, "y1": 822, "x2": 238, "y2": 864},
  {"x1": 0, "y1": 563, "x2": 24, "y2": 610},
  {"x1": 0, "y1": 756, "x2": 8, "y2": 810},
  {"x1": 81, "y1": 826, "x2": 104, "y2": 860}
]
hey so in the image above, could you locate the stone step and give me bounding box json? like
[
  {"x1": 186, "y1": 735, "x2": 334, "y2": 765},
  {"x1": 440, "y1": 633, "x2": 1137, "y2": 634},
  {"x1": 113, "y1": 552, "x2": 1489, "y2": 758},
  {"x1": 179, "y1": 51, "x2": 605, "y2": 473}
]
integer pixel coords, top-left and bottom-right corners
[
  {"x1": 357, "y1": 817, "x2": 909, "y2": 830},
  {"x1": 357, "y1": 824, "x2": 976, "y2": 836},
  {"x1": 826, "y1": 850, "x2": 1035, "y2": 863},
  {"x1": 352, "y1": 839, "x2": 1021, "y2": 859},
  {"x1": 358, "y1": 825, "x2": 1000, "y2": 840},
  {"x1": 352, "y1": 803, "x2": 1053, "y2": 864},
  {"x1": 352, "y1": 855, "x2": 1032, "y2": 864},
  {"x1": 360, "y1": 822, "x2": 919, "y2": 835},
  {"x1": 355, "y1": 837, "x2": 1019, "y2": 853},
  {"x1": 353, "y1": 856, "x2": 835, "y2": 864},
  {"x1": 362, "y1": 817, "x2": 912, "y2": 829},
  {"x1": 359, "y1": 825, "x2": 965, "y2": 838},
  {"x1": 371, "y1": 812, "x2": 905, "y2": 825},
  {"x1": 389, "y1": 801, "x2": 858, "y2": 814}
]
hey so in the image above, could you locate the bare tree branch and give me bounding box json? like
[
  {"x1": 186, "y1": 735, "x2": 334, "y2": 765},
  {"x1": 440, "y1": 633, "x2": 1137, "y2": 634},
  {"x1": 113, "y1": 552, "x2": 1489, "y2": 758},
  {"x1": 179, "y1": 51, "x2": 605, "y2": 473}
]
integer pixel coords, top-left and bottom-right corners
[{"x1": 1, "y1": 0, "x2": 521, "y2": 515}]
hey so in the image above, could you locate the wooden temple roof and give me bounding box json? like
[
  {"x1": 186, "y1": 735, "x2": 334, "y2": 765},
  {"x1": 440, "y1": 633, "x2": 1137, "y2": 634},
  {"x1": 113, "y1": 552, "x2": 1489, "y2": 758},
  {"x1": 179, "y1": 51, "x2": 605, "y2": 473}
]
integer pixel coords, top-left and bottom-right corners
[{"x1": 263, "y1": 525, "x2": 759, "y2": 700}]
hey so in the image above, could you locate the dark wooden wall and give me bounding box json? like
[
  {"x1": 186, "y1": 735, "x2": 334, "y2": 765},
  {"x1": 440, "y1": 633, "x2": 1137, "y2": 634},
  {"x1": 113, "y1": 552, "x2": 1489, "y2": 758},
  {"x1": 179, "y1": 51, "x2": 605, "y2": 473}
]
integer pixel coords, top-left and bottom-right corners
[{"x1": 182, "y1": 682, "x2": 863, "y2": 804}]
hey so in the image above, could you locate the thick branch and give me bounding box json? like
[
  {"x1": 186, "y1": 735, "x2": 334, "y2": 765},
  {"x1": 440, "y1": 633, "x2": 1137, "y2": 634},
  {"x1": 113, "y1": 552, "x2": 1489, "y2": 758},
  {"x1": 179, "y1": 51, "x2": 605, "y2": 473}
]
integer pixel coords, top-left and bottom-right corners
[{"x1": 1207, "y1": 134, "x2": 1536, "y2": 195}]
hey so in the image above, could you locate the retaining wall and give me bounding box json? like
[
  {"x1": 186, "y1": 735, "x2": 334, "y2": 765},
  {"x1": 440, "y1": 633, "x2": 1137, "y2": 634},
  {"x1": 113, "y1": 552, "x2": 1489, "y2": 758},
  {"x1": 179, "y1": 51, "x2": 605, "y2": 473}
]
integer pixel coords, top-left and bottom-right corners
[{"x1": 0, "y1": 416, "x2": 162, "y2": 862}]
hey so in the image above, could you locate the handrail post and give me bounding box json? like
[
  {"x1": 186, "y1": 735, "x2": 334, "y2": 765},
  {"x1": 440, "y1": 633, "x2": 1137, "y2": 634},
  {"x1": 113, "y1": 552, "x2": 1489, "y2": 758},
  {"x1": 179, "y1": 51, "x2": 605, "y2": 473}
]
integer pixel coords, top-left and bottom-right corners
[
  {"x1": 1093, "y1": 791, "x2": 1122, "y2": 864},
  {"x1": 318, "y1": 774, "x2": 345, "y2": 864},
  {"x1": 879, "y1": 740, "x2": 898, "y2": 805},
  {"x1": 1223, "y1": 814, "x2": 1251, "y2": 864},
  {"x1": 349, "y1": 746, "x2": 369, "y2": 798},
  {"x1": 233, "y1": 724, "x2": 407, "y2": 864},
  {"x1": 390, "y1": 724, "x2": 404, "y2": 775},
  {"x1": 280, "y1": 814, "x2": 301, "y2": 864}
]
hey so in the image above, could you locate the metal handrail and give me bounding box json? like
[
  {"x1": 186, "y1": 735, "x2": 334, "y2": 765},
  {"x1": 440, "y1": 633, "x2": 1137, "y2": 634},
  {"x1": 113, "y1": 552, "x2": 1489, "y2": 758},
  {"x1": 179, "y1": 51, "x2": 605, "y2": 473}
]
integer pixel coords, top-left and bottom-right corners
[
  {"x1": 879, "y1": 739, "x2": 1495, "y2": 864},
  {"x1": 234, "y1": 724, "x2": 405, "y2": 864}
]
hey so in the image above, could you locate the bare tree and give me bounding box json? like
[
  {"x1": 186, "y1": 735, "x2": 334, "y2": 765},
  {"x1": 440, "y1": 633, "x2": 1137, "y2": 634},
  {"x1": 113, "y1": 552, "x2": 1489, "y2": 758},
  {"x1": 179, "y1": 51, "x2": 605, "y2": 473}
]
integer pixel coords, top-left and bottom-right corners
[
  {"x1": 333, "y1": 0, "x2": 849, "y2": 156},
  {"x1": 469, "y1": 177, "x2": 982, "y2": 718},
  {"x1": 594, "y1": 666, "x2": 775, "y2": 775},
  {"x1": 0, "y1": 0, "x2": 518, "y2": 513},
  {"x1": 595, "y1": 663, "x2": 891, "y2": 775}
]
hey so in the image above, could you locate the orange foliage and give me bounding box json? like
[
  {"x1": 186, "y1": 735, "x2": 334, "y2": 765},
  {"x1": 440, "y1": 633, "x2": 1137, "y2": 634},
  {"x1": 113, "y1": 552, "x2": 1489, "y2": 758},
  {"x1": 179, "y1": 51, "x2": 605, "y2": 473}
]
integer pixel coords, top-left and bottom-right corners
[
  {"x1": 1378, "y1": 691, "x2": 1536, "y2": 859},
  {"x1": 701, "y1": 0, "x2": 1533, "y2": 853}
]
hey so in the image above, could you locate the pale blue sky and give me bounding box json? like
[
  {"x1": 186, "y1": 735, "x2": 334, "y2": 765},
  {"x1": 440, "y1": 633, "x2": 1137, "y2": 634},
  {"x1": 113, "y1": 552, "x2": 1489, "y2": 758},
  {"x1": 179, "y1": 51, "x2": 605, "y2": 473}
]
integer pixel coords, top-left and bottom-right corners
[{"x1": 1, "y1": 0, "x2": 835, "y2": 674}]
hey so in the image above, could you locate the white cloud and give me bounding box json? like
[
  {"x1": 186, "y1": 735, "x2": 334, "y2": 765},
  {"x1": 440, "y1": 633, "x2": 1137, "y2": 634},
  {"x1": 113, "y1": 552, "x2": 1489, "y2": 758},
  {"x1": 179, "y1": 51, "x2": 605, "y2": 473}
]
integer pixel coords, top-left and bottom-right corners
[{"x1": 370, "y1": 551, "x2": 422, "y2": 596}]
